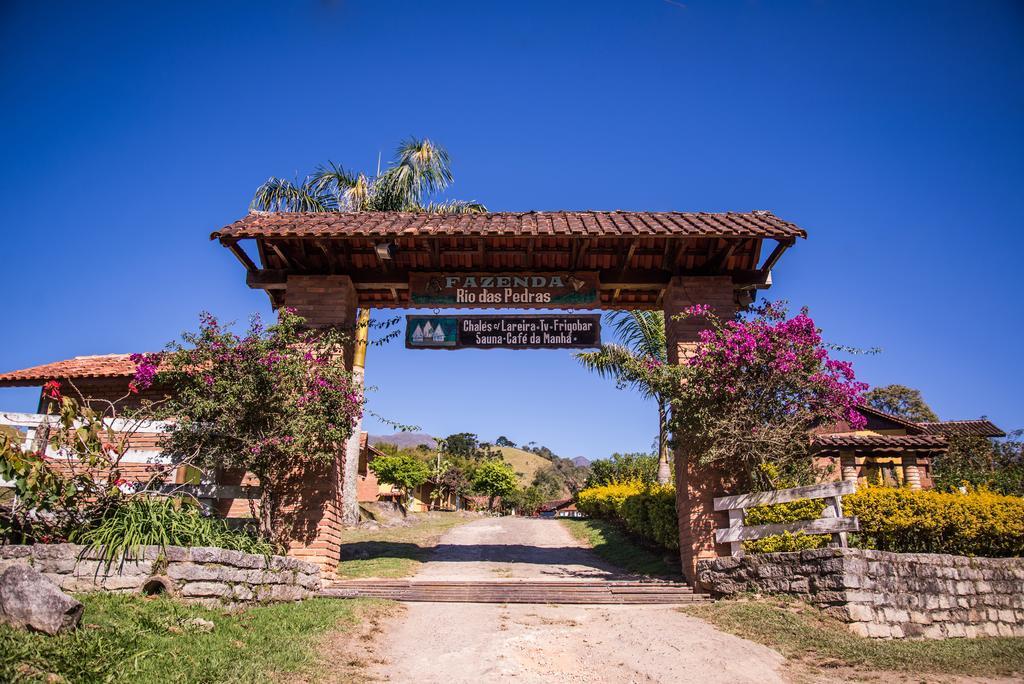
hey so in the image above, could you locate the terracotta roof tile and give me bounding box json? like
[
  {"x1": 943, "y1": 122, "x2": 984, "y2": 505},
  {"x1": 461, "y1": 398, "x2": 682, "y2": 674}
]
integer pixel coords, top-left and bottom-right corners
[
  {"x1": 0, "y1": 354, "x2": 148, "y2": 387},
  {"x1": 212, "y1": 210, "x2": 807, "y2": 241},
  {"x1": 855, "y1": 405, "x2": 926, "y2": 433},
  {"x1": 917, "y1": 420, "x2": 1006, "y2": 438},
  {"x1": 813, "y1": 433, "x2": 948, "y2": 450}
]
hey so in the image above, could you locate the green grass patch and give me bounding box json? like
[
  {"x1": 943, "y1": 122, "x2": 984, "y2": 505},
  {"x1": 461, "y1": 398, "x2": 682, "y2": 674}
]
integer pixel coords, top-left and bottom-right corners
[
  {"x1": 337, "y1": 511, "x2": 474, "y2": 579},
  {"x1": 560, "y1": 518, "x2": 680, "y2": 578},
  {"x1": 684, "y1": 597, "x2": 1024, "y2": 679},
  {"x1": 0, "y1": 593, "x2": 383, "y2": 683}
]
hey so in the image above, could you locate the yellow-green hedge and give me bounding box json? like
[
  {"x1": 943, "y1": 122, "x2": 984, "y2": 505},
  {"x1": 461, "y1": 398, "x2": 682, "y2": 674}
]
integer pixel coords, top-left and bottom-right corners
[
  {"x1": 744, "y1": 487, "x2": 1024, "y2": 557},
  {"x1": 845, "y1": 486, "x2": 1024, "y2": 557},
  {"x1": 576, "y1": 482, "x2": 679, "y2": 550},
  {"x1": 742, "y1": 499, "x2": 829, "y2": 554},
  {"x1": 576, "y1": 482, "x2": 642, "y2": 519},
  {"x1": 577, "y1": 483, "x2": 1024, "y2": 558}
]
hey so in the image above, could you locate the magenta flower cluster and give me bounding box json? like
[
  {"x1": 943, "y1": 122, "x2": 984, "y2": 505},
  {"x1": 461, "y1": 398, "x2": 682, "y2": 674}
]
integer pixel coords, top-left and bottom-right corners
[
  {"x1": 129, "y1": 353, "x2": 160, "y2": 393},
  {"x1": 687, "y1": 305, "x2": 868, "y2": 429}
]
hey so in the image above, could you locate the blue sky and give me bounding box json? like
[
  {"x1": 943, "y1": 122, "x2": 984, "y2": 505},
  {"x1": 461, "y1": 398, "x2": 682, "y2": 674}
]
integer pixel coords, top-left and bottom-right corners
[{"x1": 1, "y1": 1, "x2": 1022, "y2": 460}]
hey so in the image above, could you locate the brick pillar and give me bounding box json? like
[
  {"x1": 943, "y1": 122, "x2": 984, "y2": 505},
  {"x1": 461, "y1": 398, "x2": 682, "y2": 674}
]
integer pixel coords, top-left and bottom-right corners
[
  {"x1": 279, "y1": 275, "x2": 358, "y2": 575},
  {"x1": 664, "y1": 276, "x2": 737, "y2": 585},
  {"x1": 903, "y1": 452, "x2": 922, "y2": 490}
]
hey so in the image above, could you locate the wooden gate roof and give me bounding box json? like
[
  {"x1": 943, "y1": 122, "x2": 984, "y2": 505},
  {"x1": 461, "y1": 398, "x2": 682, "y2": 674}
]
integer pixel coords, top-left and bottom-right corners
[
  {"x1": 212, "y1": 210, "x2": 806, "y2": 309},
  {"x1": 212, "y1": 210, "x2": 806, "y2": 240}
]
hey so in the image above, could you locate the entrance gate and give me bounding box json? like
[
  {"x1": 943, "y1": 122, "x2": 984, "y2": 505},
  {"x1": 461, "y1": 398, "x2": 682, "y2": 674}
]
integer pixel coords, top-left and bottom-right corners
[{"x1": 213, "y1": 210, "x2": 805, "y2": 585}]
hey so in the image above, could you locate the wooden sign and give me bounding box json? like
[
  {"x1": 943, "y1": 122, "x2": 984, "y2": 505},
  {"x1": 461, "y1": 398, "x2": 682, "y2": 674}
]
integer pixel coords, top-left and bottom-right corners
[
  {"x1": 409, "y1": 272, "x2": 600, "y2": 308},
  {"x1": 406, "y1": 315, "x2": 602, "y2": 350}
]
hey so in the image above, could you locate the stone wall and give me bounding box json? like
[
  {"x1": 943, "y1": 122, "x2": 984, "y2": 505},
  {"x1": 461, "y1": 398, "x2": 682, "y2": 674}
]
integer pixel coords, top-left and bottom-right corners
[
  {"x1": 0, "y1": 544, "x2": 321, "y2": 607},
  {"x1": 698, "y1": 548, "x2": 1024, "y2": 639}
]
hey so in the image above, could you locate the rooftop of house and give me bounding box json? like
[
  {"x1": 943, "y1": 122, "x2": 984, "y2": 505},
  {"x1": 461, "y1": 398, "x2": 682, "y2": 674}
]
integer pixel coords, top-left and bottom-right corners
[
  {"x1": 538, "y1": 498, "x2": 575, "y2": 512},
  {"x1": 0, "y1": 354, "x2": 149, "y2": 387},
  {"x1": 813, "y1": 433, "x2": 949, "y2": 451},
  {"x1": 917, "y1": 420, "x2": 1006, "y2": 438}
]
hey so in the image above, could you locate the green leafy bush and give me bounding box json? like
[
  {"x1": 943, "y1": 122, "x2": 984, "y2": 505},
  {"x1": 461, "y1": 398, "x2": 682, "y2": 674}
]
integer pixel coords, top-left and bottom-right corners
[
  {"x1": 576, "y1": 482, "x2": 678, "y2": 549},
  {"x1": 742, "y1": 499, "x2": 829, "y2": 553},
  {"x1": 742, "y1": 487, "x2": 1024, "y2": 557},
  {"x1": 579, "y1": 481, "x2": 1024, "y2": 558},
  {"x1": 78, "y1": 496, "x2": 273, "y2": 566},
  {"x1": 845, "y1": 486, "x2": 1024, "y2": 557},
  {"x1": 576, "y1": 482, "x2": 643, "y2": 519}
]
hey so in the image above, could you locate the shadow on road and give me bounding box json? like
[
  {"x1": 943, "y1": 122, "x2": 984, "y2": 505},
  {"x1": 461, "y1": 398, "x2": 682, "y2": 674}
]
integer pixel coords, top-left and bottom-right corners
[{"x1": 340, "y1": 540, "x2": 627, "y2": 578}]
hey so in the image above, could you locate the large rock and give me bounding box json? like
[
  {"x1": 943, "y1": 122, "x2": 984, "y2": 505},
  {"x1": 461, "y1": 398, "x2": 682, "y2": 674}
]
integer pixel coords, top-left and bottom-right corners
[{"x1": 0, "y1": 563, "x2": 83, "y2": 635}]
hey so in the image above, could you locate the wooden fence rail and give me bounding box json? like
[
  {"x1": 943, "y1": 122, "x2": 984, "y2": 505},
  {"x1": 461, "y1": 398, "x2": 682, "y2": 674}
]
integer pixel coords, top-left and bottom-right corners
[{"x1": 713, "y1": 480, "x2": 859, "y2": 557}]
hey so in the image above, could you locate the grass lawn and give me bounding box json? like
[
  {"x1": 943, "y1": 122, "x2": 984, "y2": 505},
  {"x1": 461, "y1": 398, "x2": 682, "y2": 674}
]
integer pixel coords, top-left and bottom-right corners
[
  {"x1": 336, "y1": 511, "x2": 474, "y2": 579},
  {"x1": 0, "y1": 593, "x2": 388, "y2": 684},
  {"x1": 684, "y1": 597, "x2": 1024, "y2": 680},
  {"x1": 560, "y1": 518, "x2": 680, "y2": 578}
]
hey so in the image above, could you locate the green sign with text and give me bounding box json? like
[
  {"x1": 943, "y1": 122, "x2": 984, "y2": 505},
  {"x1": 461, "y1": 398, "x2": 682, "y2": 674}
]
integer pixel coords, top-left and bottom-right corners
[{"x1": 406, "y1": 314, "x2": 602, "y2": 350}]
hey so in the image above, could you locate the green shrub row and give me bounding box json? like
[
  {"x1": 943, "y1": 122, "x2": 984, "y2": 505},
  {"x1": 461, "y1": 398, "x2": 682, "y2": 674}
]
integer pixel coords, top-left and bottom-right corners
[
  {"x1": 576, "y1": 483, "x2": 1024, "y2": 558},
  {"x1": 576, "y1": 482, "x2": 678, "y2": 550}
]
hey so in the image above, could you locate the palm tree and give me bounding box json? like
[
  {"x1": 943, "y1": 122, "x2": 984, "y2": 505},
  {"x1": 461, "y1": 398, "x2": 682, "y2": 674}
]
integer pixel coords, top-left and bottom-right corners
[
  {"x1": 250, "y1": 138, "x2": 486, "y2": 214},
  {"x1": 576, "y1": 311, "x2": 673, "y2": 484}
]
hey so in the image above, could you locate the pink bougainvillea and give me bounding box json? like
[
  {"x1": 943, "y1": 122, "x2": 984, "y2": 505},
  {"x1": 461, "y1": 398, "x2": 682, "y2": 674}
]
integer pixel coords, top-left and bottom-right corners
[
  {"x1": 685, "y1": 304, "x2": 867, "y2": 431},
  {"x1": 651, "y1": 301, "x2": 869, "y2": 490},
  {"x1": 154, "y1": 309, "x2": 364, "y2": 541}
]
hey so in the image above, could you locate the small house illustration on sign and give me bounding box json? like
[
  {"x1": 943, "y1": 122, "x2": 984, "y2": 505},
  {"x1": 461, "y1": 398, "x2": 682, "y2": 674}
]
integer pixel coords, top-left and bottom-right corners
[
  {"x1": 432, "y1": 323, "x2": 446, "y2": 342},
  {"x1": 411, "y1": 324, "x2": 425, "y2": 343}
]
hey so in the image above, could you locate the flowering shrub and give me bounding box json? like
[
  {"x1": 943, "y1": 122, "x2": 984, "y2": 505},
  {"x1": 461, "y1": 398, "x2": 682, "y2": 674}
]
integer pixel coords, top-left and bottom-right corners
[
  {"x1": 644, "y1": 302, "x2": 868, "y2": 491},
  {"x1": 154, "y1": 309, "x2": 364, "y2": 544}
]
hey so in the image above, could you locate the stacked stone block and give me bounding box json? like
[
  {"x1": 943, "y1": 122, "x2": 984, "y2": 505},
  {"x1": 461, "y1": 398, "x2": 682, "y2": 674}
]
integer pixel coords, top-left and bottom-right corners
[
  {"x1": 0, "y1": 544, "x2": 321, "y2": 607},
  {"x1": 698, "y1": 548, "x2": 1024, "y2": 639}
]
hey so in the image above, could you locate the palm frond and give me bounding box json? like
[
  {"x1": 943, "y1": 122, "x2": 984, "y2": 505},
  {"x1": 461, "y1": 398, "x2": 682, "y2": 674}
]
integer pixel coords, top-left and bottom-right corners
[
  {"x1": 605, "y1": 310, "x2": 666, "y2": 361},
  {"x1": 250, "y1": 177, "x2": 333, "y2": 213},
  {"x1": 422, "y1": 199, "x2": 488, "y2": 215},
  {"x1": 395, "y1": 137, "x2": 452, "y2": 198},
  {"x1": 575, "y1": 344, "x2": 656, "y2": 399},
  {"x1": 309, "y1": 161, "x2": 358, "y2": 209}
]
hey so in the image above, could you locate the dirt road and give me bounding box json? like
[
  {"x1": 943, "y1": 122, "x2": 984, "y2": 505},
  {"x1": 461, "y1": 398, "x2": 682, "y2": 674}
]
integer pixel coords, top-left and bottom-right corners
[{"x1": 365, "y1": 517, "x2": 786, "y2": 683}]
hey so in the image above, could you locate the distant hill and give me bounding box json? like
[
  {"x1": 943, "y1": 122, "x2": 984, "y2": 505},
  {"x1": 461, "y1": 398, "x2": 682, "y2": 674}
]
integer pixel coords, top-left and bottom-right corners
[
  {"x1": 492, "y1": 445, "x2": 560, "y2": 491},
  {"x1": 572, "y1": 456, "x2": 591, "y2": 468},
  {"x1": 368, "y1": 432, "x2": 437, "y2": 450}
]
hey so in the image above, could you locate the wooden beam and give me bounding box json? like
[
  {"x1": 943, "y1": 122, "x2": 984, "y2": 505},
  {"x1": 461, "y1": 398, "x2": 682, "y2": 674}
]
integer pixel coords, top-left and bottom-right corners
[
  {"x1": 714, "y1": 480, "x2": 857, "y2": 511},
  {"x1": 573, "y1": 239, "x2": 591, "y2": 270},
  {"x1": 716, "y1": 516, "x2": 859, "y2": 544},
  {"x1": 620, "y1": 239, "x2": 640, "y2": 272},
  {"x1": 707, "y1": 240, "x2": 739, "y2": 271},
  {"x1": 315, "y1": 240, "x2": 336, "y2": 274},
  {"x1": 661, "y1": 240, "x2": 683, "y2": 270},
  {"x1": 268, "y1": 242, "x2": 292, "y2": 269},
  {"x1": 246, "y1": 268, "x2": 769, "y2": 293},
  {"x1": 760, "y1": 239, "x2": 794, "y2": 273},
  {"x1": 224, "y1": 240, "x2": 258, "y2": 272}
]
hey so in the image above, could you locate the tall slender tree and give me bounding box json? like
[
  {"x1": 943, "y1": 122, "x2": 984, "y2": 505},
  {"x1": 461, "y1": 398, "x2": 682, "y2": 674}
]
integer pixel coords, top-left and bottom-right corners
[
  {"x1": 576, "y1": 311, "x2": 673, "y2": 484},
  {"x1": 250, "y1": 138, "x2": 485, "y2": 214}
]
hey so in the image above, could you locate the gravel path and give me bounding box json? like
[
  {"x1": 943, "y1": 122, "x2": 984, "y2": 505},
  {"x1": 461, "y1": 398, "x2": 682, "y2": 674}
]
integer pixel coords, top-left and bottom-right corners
[{"x1": 365, "y1": 517, "x2": 786, "y2": 683}]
